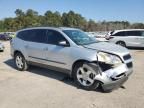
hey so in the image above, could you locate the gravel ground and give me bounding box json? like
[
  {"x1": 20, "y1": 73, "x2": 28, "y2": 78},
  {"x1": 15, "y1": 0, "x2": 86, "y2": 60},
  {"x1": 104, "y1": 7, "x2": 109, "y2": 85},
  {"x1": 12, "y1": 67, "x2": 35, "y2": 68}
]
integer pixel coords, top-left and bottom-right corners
[{"x1": 0, "y1": 41, "x2": 144, "y2": 108}]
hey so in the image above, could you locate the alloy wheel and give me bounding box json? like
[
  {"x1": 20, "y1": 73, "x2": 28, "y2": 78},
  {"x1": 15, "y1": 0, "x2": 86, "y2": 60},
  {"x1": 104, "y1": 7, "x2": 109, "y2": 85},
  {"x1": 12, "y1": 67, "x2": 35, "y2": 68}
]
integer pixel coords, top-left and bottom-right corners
[
  {"x1": 76, "y1": 65, "x2": 96, "y2": 86},
  {"x1": 16, "y1": 55, "x2": 24, "y2": 69}
]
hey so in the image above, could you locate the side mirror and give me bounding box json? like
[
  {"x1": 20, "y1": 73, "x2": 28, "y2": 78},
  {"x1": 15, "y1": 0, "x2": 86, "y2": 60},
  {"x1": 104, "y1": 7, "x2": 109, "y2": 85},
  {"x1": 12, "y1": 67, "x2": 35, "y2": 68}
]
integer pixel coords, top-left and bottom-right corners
[{"x1": 58, "y1": 41, "x2": 70, "y2": 47}]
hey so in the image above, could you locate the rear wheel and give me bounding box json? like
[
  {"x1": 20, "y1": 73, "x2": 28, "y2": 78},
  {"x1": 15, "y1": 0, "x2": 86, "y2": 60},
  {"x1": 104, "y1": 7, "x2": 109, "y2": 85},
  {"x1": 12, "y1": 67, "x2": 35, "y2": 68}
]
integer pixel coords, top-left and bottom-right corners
[
  {"x1": 73, "y1": 62, "x2": 100, "y2": 90},
  {"x1": 14, "y1": 53, "x2": 28, "y2": 71},
  {"x1": 116, "y1": 41, "x2": 126, "y2": 47}
]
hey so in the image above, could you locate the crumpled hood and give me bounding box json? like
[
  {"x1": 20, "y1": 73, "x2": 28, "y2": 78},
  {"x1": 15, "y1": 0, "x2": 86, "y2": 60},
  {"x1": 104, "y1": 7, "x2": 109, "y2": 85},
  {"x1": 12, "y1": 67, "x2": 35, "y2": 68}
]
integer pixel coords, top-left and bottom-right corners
[{"x1": 83, "y1": 42, "x2": 129, "y2": 56}]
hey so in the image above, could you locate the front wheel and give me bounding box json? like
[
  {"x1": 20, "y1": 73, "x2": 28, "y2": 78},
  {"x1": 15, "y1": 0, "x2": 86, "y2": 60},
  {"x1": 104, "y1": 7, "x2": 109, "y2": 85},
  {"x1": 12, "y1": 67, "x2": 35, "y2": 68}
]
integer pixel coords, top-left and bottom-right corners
[
  {"x1": 14, "y1": 53, "x2": 28, "y2": 71},
  {"x1": 73, "y1": 62, "x2": 101, "y2": 90}
]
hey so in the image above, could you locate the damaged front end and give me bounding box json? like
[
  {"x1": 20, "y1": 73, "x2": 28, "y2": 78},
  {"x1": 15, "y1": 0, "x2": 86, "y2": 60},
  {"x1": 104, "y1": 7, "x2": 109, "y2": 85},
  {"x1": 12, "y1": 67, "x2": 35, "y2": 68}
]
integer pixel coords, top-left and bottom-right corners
[{"x1": 91, "y1": 51, "x2": 133, "y2": 91}]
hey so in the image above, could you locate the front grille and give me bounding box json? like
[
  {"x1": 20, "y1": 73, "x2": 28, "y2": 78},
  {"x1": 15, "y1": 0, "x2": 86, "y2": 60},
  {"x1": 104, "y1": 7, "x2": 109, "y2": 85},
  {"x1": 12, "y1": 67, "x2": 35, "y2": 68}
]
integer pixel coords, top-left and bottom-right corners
[
  {"x1": 126, "y1": 62, "x2": 133, "y2": 68},
  {"x1": 123, "y1": 54, "x2": 131, "y2": 60}
]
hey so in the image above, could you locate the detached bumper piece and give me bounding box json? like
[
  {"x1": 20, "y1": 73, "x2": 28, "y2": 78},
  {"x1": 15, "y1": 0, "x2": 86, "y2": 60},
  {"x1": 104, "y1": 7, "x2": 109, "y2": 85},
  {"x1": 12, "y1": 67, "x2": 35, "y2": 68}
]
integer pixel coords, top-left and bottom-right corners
[
  {"x1": 94, "y1": 63, "x2": 133, "y2": 91},
  {"x1": 102, "y1": 76, "x2": 128, "y2": 91}
]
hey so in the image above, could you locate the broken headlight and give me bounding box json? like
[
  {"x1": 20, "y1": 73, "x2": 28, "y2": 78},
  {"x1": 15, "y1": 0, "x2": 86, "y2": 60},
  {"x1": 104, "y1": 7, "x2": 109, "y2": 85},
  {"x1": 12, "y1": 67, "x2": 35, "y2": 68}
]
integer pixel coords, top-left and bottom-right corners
[{"x1": 97, "y1": 52, "x2": 122, "y2": 65}]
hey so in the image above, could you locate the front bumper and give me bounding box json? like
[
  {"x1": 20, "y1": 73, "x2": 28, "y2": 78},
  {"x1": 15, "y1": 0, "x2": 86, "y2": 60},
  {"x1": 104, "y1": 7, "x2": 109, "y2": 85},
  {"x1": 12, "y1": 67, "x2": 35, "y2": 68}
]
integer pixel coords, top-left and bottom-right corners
[
  {"x1": 94, "y1": 64, "x2": 133, "y2": 91},
  {"x1": 102, "y1": 76, "x2": 128, "y2": 91}
]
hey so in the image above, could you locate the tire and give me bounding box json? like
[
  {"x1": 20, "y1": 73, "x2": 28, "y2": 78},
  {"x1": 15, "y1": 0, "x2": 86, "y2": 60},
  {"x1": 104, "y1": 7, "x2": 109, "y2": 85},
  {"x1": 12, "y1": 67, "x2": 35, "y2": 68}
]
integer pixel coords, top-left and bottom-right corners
[
  {"x1": 116, "y1": 41, "x2": 126, "y2": 47},
  {"x1": 73, "y1": 62, "x2": 100, "y2": 91},
  {"x1": 14, "y1": 53, "x2": 28, "y2": 71}
]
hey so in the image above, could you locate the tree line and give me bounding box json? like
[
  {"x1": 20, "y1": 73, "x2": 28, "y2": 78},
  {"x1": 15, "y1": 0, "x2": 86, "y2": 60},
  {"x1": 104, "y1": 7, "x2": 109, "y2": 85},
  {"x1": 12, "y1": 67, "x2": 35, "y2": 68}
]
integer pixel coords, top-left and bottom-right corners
[{"x1": 0, "y1": 9, "x2": 144, "y2": 32}]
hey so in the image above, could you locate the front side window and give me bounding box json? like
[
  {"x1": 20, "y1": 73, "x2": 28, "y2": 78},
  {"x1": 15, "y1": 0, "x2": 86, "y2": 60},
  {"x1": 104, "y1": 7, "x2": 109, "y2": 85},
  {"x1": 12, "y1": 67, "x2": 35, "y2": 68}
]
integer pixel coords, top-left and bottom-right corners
[
  {"x1": 63, "y1": 30, "x2": 98, "y2": 45},
  {"x1": 47, "y1": 30, "x2": 69, "y2": 45}
]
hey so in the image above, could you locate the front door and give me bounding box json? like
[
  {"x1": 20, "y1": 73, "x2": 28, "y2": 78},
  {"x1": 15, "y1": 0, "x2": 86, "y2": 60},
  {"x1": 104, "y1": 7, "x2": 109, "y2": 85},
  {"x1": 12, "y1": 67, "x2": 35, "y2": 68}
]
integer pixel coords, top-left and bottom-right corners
[{"x1": 45, "y1": 30, "x2": 71, "y2": 70}]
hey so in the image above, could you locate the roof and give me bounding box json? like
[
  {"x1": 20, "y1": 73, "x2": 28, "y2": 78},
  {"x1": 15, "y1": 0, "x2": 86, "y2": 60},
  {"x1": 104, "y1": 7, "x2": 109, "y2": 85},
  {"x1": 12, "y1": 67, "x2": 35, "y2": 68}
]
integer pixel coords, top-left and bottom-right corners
[
  {"x1": 17, "y1": 27, "x2": 79, "y2": 32},
  {"x1": 114, "y1": 29, "x2": 144, "y2": 32},
  {"x1": 59, "y1": 27, "x2": 79, "y2": 30}
]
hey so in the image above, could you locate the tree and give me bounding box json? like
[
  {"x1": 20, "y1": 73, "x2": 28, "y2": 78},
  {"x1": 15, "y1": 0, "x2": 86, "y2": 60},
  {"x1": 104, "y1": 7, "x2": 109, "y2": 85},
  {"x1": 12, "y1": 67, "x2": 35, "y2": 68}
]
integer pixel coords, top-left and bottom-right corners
[
  {"x1": 0, "y1": 9, "x2": 144, "y2": 32},
  {"x1": 86, "y1": 19, "x2": 97, "y2": 31},
  {"x1": 0, "y1": 20, "x2": 5, "y2": 32},
  {"x1": 62, "y1": 11, "x2": 87, "y2": 29},
  {"x1": 3, "y1": 18, "x2": 17, "y2": 31},
  {"x1": 15, "y1": 9, "x2": 24, "y2": 17},
  {"x1": 131, "y1": 23, "x2": 144, "y2": 29},
  {"x1": 14, "y1": 9, "x2": 25, "y2": 29},
  {"x1": 24, "y1": 9, "x2": 40, "y2": 27},
  {"x1": 43, "y1": 11, "x2": 62, "y2": 26}
]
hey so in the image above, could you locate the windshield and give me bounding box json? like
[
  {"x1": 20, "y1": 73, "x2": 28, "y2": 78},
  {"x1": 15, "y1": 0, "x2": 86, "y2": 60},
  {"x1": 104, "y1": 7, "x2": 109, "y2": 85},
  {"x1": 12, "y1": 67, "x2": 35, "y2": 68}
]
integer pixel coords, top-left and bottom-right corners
[{"x1": 63, "y1": 30, "x2": 98, "y2": 45}]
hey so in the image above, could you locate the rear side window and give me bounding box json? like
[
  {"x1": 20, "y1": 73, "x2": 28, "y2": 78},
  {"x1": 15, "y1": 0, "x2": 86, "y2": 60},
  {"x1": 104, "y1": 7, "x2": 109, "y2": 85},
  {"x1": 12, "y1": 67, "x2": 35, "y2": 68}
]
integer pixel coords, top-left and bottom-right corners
[
  {"x1": 47, "y1": 30, "x2": 69, "y2": 45},
  {"x1": 112, "y1": 31, "x2": 126, "y2": 36},
  {"x1": 17, "y1": 29, "x2": 47, "y2": 43},
  {"x1": 125, "y1": 31, "x2": 141, "y2": 36}
]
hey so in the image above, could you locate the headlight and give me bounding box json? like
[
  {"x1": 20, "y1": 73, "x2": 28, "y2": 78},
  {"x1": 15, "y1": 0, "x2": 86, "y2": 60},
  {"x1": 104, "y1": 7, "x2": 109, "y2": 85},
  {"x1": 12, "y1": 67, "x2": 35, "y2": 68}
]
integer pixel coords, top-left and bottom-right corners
[{"x1": 97, "y1": 52, "x2": 122, "y2": 65}]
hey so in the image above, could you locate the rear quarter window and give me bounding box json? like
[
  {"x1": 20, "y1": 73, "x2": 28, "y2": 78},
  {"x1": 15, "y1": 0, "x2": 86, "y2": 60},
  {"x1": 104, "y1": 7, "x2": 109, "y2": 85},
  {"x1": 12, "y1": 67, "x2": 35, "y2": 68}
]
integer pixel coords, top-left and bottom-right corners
[
  {"x1": 17, "y1": 31, "x2": 28, "y2": 40},
  {"x1": 17, "y1": 29, "x2": 47, "y2": 43}
]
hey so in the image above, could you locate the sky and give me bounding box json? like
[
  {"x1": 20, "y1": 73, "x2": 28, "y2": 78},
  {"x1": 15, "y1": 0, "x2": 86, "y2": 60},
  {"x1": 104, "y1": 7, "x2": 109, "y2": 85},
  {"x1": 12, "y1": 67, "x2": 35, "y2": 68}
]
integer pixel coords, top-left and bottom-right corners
[{"x1": 0, "y1": 0, "x2": 144, "y2": 23}]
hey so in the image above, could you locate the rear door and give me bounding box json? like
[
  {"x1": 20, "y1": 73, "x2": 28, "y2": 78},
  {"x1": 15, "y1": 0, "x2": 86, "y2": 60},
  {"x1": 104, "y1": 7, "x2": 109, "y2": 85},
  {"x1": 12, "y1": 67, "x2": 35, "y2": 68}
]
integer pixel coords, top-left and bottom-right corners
[{"x1": 24, "y1": 29, "x2": 48, "y2": 64}]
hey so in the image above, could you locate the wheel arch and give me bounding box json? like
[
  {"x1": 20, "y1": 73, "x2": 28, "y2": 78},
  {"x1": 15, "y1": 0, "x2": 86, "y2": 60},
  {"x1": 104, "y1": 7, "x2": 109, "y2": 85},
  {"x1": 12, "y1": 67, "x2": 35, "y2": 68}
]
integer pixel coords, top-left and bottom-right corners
[
  {"x1": 116, "y1": 40, "x2": 126, "y2": 44},
  {"x1": 71, "y1": 59, "x2": 104, "y2": 90},
  {"x1": 14, "y1": 50, "x2": 29, "y2": 71},
  {"x1": 14, "y1": 50, "x2": 23, "y2": 57},
  {"x1": 71, "y1": 59, "x2": 93, "y2": 76}
]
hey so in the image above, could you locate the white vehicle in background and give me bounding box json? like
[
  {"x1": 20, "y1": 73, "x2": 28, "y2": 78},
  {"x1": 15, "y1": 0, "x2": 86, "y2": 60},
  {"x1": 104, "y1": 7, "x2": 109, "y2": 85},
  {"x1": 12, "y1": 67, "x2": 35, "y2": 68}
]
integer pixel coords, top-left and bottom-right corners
[
  {"x1": 105, "y1": 29, "x2": 144, "y2": 47},
  {"x1": 0, "y1": 42, "x2": 5, "y2": 52},
  {"x1": 85, "y1": 32, "x2": 96, "y2": 37},
  {"x1": 86, "y1": 32, "x2": 107, "y2": 42}
]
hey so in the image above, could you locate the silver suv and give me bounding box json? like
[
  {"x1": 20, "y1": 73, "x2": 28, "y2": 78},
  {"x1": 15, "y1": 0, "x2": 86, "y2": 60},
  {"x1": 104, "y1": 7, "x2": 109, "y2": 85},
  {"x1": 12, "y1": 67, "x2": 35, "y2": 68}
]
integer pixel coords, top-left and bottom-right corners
[
  {"x1": 106, "y1": 29, "x2": 144, "y2": 47},
  {"x1": 10, "y1": 27, "x2": 133, "y2": 91}
]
